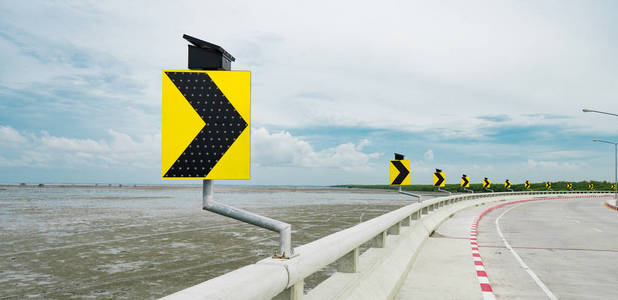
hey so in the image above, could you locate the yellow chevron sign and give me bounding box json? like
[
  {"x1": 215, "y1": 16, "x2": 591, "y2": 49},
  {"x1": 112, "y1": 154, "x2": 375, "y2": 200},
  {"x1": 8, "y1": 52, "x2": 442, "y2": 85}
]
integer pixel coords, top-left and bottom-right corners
[
  {"x1": 524, "y1": 180, "x2": 530, "y2": 189},
  {"x1": 162, "y1": 70, "x2": 251, "y2": 179},
  {"x1": 483, "y1": 178, "x2": 491, "y2": 189},
  {"x1": 611, "y1": 184, "x2": 616, "y2": 190},
  {"x1": 390, "y1": 160, "x2": 411, "y2": 185},
  {"x1": 504, "y1": 180, "x2": 511, "y2": 189},
  {"x1": 433, "y1": 170, "x2": 445, "y2": 187},
  {"x1": 545, "y1": 182, "x2": 551, "y2": 189},
  {"x1": 461, "y1": 175, "x2": 470, "y2": 188},
  {"x1": 588, "y1": 183, "x2": 594, "y2": 190},
  {"x1": 567, "y1": 183, "x2": 573, "y2": 190}
]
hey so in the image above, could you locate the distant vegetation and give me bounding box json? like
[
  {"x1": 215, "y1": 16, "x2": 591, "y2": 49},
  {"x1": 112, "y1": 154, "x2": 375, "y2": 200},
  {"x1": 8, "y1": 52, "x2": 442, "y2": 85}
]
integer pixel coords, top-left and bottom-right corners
[{"x1": 334, "y1": 181, "x2": 616, "y2": 192}]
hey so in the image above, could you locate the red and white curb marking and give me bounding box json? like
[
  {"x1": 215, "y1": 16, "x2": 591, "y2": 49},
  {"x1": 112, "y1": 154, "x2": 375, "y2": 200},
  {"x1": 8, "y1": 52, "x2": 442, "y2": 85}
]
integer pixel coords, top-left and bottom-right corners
[
  {"x1": 604, "y1": 199, "x2": 618, "y2": 211},
  {"x1": 470, "y1": 217, "x2": 495, "y2": 300},
  {"x1": 470, "y1": 194, "x2": 610, "y2": 300}
]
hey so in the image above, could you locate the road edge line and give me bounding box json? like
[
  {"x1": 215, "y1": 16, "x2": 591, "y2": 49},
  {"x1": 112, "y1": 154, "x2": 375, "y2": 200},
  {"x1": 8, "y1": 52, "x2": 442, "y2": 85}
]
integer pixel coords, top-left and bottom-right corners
[
  {"x1": 494, "y1": 204, "x2": 558, "y2": 300},
  {"x1": 470, "y1": 194, "x2": 608, "y2": 299},
  {"x1": 603, "y1": 199, "x2": 618, "y2": 211}
]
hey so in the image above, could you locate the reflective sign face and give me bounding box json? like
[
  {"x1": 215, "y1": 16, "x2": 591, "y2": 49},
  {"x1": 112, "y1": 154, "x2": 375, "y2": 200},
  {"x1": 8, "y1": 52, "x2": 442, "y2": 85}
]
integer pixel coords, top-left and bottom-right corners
[
  {"x1": 461, "y1": 176, "x2": 470, "y2": 188},
  {"x1": 483, "y1": 178, "x2": 491, "y2": 189},
  {"x1": 545, "y1": 182, "x2": 552, "y2": 189},
  {"x1": 524, "y1": 181, "x2": 530, "y2": 189},
  {"x1": 390, "y1": 160, "x2": 411, "y2": 185},
  {"x1": 433, "y1": 172, "x2": 445, "y2": 187},
  {"x1": 504, "y1": 180, "x2": 511, "y2": 189},
  {"x1": 567, "y1": 183, "x2": 573, "y2": 190},
  {"x1": 161, "y1": 70, "x2": 250, "y2": 179}
]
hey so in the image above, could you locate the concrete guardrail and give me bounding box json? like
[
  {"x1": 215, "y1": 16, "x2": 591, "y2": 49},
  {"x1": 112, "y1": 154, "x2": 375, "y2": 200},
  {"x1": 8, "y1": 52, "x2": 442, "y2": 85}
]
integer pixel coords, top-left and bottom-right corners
[{"x1": 161, "y1": 190, "x2": 612, "y2": 300}]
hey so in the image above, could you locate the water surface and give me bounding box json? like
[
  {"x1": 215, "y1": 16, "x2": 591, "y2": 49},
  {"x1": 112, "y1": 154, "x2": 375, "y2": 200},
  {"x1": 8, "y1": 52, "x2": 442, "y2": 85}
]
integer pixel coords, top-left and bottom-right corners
[{"x1": 0, "y1": 185, "x2": 422, "y2": 299}]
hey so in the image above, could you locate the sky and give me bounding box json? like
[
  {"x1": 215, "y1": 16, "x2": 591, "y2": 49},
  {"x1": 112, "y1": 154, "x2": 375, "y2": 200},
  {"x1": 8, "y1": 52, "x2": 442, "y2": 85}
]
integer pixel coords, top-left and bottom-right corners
[{"x1": 1, "y1": 0, "x2": 618, "y2": 186}]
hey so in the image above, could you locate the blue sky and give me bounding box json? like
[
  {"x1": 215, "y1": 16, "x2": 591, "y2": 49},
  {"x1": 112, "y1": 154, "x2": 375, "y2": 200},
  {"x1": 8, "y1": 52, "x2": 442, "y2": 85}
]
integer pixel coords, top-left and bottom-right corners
[{"x1": 1, "y1": 1, "x2": 618, "y2": 185}]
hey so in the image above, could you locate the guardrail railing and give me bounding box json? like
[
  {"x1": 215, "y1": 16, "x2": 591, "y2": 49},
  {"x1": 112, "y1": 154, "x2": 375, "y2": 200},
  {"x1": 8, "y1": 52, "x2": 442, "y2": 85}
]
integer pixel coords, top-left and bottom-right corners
[{"x1": 161, "y1": 190, "x2": 613, "y2": 300}]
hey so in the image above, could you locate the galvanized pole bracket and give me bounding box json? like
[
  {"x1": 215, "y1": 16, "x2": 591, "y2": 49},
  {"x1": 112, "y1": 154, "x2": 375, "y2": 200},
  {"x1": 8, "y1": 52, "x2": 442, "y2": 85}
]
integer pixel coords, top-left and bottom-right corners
[
  {"x1": 182, "y1": 34, "x2": 294, "y2": 259},
  {"x1": 202, "y1": 180, "x2": 294, "y2": 258},
  {"x1": 398, "y1": 185, "x2": 422, "y2": 202},
  {"x1": 435, "y1": 187, "x2": 452, "y2": 195}
]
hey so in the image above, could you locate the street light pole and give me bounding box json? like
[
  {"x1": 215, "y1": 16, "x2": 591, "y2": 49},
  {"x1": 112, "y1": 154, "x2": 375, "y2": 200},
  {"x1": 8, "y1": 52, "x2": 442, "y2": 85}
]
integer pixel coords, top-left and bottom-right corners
[
  {"x1": 592, "y1": 139, "x2": 618, "y2": 199},
  {"x1": 582, "y1": 109, "x2": 618, "y2": 200},
  {"x1": 582, "y1": 108, "x2": 618, "y2": 117}
]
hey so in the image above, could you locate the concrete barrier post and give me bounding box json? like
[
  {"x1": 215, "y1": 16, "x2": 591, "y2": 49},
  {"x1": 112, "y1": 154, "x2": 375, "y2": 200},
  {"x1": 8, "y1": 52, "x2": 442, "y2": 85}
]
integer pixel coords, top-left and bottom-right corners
[
  {"x1": 387, "y1": 222, "x2": 401, "y2": 235},
  {"x1": 412, "y1": 210, "x2": 421, "y2": 220},
  {"x1": 274, "y1": 281, "x2": 304, "y2": 300},
  {"x1": 371, "y1": 230, "x2": 387, "y2": 248},
  {"x1": 401, "y1": 215, "x2": 411, "y2": 226},
  {"x1": 337, "y1": 247, "x2": 359, "y2": 273}
]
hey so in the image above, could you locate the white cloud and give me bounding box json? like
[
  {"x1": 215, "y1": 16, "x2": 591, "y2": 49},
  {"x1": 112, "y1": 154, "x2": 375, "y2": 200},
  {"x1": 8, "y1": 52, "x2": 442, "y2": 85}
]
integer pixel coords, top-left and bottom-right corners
[
  {"x1": 1, "y1": 2, "x2": 618, "y2": 184},
  {"x1": 39, "y1": 131, "x2": 111, "y2": 153},
  {"x1": 3, "y1": 1, "x2": 618, "y2": 140},
  {"x1": 424, "y1": 149, "x2": 434, "y2": 161},
  {"x1": 0, "y1": 125, "x2": 27, "y2": 147},
  {"x1": 526, "y1": 159, "x2": 580, "y2": 170},
  {"x1": 0, "y1": 126, "x2": 380, "y2": 176},
  {"x1": 252, "y1": 127, "x2": 379, "y2": 171},
  {"x1": 0, "y1": 126, "x2": 160, "y2": 169}
]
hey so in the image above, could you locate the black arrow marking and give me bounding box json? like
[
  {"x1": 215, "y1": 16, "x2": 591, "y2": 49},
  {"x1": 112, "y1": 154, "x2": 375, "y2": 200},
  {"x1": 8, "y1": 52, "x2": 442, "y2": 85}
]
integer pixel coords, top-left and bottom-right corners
[
  {"x1": 483, "y1": 179, "x2": 490, "y2": 188},
  {"x1": 164, "y1": 72, "x2": 248, "y2": 178},
  {"x1": 462, "y1": 176, "x2": 469, "y2": 187},
  {"x1": 391, "y1": 161, "x2": 409, "y2": 185},
  {"x1": 434, "y1": 172, "x2": 444, "y2": 186},
  {"x1": 505, "y1": 180, "x2": 510, "y2": 188}
]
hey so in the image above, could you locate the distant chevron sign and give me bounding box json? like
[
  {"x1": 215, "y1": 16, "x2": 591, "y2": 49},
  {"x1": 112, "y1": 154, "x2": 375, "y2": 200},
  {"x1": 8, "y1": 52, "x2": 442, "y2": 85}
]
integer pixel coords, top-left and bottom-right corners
[
  {"x1": 461, "y1": 175, "x2": 470, "y2": 188},
  {"x1": 483, "y1": 178, "x2": 491, "y2": 189},
  {"x1": 545, "y1": 182, "x2": 552, "y2": 189},
  {"x1": 567, "y1": 183, "x2": 573, "y2": 190},
  {"x1": 433, "y1": 170, "x2": 445, "y2": 187},
  {"x1": 524, "y1": 180, "x2": 530, "y2": 189},
  {"x1": 504, "y1": 180, "x2": 511, "y2": 189},
  {"x1": 161, "y1": 70, "x2": 250, "y2": 179},
  {"x1": 390, "y1": 160, "x2": 411, "y2": 185}
]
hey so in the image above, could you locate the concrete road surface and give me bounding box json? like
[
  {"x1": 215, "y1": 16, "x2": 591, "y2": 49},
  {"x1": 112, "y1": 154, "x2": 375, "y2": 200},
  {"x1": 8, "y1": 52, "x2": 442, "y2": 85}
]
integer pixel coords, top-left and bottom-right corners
[
  {"x1": 397, "y1": 195, "x2": 617, "y2": 299},
  {"x1": 396, "y1": 202, "x2": 493, "y2": 299},
  {"x1": 479, "y1": 196, "x2": 618, "y2": 299}
]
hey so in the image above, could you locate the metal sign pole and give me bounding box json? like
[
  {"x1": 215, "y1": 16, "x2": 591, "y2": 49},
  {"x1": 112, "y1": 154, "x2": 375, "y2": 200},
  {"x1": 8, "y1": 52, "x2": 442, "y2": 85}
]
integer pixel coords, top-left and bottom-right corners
[
  {"x1": 398, "y1": 185, "x2": 422, "y2": 202},
  {"x1": 392, "y1": 153, "x2": 421, "y2": 202},
  {"x1": 177, "y1": 34, "x2": 293, "y2": 258},
  {"x1": 436, "y1": 187, "x2": 451, "y2": 195},
  {"x1": 202, "y1": 180, "x2": 292, "y2": 257}
]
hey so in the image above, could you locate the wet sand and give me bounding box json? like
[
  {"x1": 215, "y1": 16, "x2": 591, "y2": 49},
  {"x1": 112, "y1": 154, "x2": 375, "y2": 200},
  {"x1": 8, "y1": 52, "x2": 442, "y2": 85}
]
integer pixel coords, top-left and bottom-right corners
[{"x1": 0, "y1": 186, "x2": 415, "y2": 299}]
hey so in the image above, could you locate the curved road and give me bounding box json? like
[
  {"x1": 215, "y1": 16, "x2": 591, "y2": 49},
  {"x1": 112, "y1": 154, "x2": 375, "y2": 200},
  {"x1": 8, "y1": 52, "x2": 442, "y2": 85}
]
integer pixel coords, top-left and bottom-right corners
[{"x1": 478, "y1": 196, "x2": 618, "y2": 299}]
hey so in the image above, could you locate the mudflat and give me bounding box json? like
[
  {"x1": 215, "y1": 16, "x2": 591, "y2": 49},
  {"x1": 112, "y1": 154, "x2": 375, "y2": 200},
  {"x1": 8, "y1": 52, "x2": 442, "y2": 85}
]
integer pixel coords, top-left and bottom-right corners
[{"x1": 0, "y1": 185, "x2": 414, "y2": 299}]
